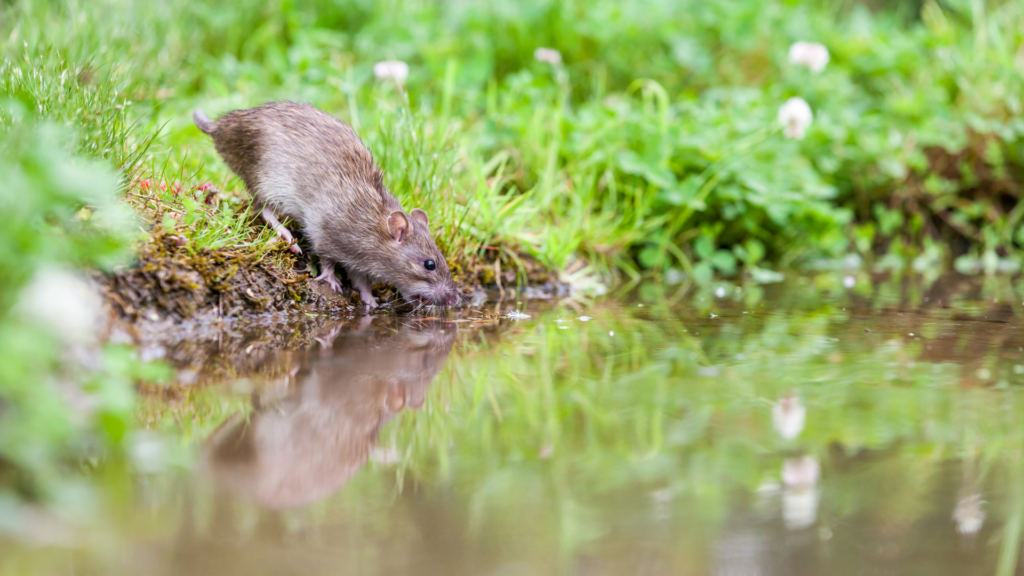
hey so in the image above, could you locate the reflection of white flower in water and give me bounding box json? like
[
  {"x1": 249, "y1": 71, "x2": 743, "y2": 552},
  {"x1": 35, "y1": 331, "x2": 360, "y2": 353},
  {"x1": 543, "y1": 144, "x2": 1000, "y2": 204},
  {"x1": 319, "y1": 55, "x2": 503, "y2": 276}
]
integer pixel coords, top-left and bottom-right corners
[
  {"x1": 373, "y1": 60, "x2": 409, "y2": 84},
  {"x1": 782, "y1": 455, "x2": 819, "y2": 489},
  {"x1": 778, "y1": 97, "x2": 813, "y2": 140},
  {"x1": 788, "y1": 41, "x2": 830, "y2": 73},
  {"x1": 650, "y1": 487, "x2": 673, "y2": 521},
  {"x1": 953, "y1": 493, "x2": 986, "y2": 535},
  {"x1": 772, "y1": 395, "x2": 806, "y2": 440},
  {"x1": 533, "y1": 47, "x2": 562, "y2": 65},
  {"x1": 783, "y1": 488, "x2": 820, "y2": 531},
  {"x1": 782, "y1": 456, "x2": 820, "y2": 530},
  {"x1": 18, "y1": 267, "x2": 103, "y2": 344},
  {"x1": 504, "y1": 310, "x2": 531, "y2": 320},
  {"x1": 782, "y1": 455, "x2": 819, "y2": 488},
  {"x1": 130, "y1": 431, "x2": 168, "y2": 474}
]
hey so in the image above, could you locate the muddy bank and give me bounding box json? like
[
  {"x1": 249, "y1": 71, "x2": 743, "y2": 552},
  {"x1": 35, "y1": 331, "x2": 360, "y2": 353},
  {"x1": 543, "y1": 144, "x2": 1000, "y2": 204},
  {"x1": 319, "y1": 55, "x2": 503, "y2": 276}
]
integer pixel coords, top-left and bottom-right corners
[
  {"x1": 100, "y1": 227, "x2": 561, "y2": 324},
  {"x1": 101, "y1": 230, "x2": 329, "y2": 321}
]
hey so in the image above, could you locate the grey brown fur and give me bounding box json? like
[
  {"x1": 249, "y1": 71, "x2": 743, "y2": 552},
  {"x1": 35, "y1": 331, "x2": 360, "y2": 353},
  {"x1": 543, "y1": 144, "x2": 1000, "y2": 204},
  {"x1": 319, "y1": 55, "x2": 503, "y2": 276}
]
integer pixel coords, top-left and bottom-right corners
[{"x1": 193, "y1": 102, "x2": 459, "y2": 309}]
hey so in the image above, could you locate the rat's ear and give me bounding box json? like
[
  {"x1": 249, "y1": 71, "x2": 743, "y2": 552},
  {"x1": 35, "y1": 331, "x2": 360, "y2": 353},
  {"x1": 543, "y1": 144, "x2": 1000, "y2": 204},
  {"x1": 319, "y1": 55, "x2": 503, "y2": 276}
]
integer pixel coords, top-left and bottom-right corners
[
  {"x1": 387, "y1": 211, "x2": 412, "y2": 243},
  {"x1": 410, "y1": 208, "x2": 429, "y2": 229}
]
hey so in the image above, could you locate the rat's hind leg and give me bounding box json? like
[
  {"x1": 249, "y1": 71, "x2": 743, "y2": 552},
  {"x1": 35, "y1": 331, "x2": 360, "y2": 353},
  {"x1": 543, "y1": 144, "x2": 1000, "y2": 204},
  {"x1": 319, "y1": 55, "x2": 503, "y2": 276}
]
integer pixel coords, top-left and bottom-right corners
[
  {"x1": 348, "y1": 270, "x2": 378, "y2": 311},
  {"x1": 313, "y1": 259, "x2": 344, "y2": 293},
  {"x1": 260, "y1": 207, "x2": 302, "y2": 254}
]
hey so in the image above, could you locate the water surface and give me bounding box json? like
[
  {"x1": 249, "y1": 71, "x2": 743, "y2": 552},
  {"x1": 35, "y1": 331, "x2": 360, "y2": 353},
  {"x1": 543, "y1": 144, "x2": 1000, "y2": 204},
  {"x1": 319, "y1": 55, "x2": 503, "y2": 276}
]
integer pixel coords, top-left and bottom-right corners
[{"x1": 5, "y1": 276, "x2": 1024, "y2": 576}]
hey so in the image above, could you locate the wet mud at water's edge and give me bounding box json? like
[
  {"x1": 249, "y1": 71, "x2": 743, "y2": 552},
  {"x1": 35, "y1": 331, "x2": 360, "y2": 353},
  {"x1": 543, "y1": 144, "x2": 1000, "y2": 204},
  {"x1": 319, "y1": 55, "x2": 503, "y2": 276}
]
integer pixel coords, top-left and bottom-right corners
[{"x1": 99, "y1": 227, "x2": 561, "y2": 323}]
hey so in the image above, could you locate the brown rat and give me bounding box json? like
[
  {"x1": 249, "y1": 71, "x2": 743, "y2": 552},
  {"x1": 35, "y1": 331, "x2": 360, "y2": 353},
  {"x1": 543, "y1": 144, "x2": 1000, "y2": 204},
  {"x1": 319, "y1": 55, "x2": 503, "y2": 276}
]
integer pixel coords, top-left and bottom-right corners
[{"x1": 193, "y1": 101, "x2": 459, "y2": 310}]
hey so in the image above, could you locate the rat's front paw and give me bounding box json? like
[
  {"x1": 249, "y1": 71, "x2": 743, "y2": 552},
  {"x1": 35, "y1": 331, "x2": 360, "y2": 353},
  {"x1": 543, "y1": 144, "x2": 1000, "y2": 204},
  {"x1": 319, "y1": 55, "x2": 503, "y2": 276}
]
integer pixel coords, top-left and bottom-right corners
[
  {"x1": 313, "y1": 266, "x2": 343, "y2": 293},
  {"x1": 323, "y1": 275, "x2": 343, "y2": 293}
]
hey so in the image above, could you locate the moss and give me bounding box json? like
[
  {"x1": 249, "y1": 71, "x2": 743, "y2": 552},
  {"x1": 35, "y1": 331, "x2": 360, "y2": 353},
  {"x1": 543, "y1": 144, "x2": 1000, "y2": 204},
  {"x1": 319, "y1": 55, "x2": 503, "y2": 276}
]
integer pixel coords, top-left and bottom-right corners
[{"x1": 101, "y1": 228, "x2": 325, "y2": 320}]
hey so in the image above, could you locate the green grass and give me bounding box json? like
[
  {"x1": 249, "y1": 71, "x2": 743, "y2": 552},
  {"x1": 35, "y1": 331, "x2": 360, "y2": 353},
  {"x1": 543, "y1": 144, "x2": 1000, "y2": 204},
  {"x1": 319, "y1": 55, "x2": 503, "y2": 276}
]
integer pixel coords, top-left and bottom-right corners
[{"x1": 6, "y1": 0, "x2": 1024, "y2": 286}]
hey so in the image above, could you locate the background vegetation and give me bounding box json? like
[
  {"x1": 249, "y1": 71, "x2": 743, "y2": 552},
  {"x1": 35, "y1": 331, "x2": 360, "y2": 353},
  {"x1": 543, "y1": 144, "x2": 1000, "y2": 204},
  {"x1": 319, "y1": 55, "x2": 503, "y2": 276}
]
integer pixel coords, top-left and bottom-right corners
[{"x1": 5, "y1": 0, "x2": 1024, "y2": 285}]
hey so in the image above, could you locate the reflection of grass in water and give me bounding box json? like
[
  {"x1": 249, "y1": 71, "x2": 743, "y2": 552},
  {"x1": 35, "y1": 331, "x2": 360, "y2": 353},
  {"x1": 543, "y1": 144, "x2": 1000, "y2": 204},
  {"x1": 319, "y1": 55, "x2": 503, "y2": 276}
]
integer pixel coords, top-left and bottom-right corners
[
  {"x1": 376, "y1": 299, "x2": 1024, "y2": 560},
  {"x1": 6, "y1": 289, "x2": 1024, "y2": 569}
]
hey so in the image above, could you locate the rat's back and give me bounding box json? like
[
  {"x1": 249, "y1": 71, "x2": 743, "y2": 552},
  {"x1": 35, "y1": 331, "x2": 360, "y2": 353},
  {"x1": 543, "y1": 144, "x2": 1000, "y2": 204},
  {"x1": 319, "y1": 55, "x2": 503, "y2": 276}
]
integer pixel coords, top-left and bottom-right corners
[{"x1": 195, "y1": 102, "x2": 395, "y2": 228}]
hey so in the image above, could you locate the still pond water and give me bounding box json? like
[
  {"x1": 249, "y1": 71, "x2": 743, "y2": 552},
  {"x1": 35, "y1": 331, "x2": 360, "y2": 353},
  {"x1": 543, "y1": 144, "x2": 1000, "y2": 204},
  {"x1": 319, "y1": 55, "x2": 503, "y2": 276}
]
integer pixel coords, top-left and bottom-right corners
[{"x1": 6, "y1": 276, "x2": 1024, "y2": 575}]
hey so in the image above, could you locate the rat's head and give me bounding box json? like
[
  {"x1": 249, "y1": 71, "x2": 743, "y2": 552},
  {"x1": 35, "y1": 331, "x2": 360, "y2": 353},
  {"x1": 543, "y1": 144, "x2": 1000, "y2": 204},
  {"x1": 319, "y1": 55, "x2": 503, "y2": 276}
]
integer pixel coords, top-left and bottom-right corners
[{"x1": 384, "y1": 209, "x2": 460, "y2": 307}]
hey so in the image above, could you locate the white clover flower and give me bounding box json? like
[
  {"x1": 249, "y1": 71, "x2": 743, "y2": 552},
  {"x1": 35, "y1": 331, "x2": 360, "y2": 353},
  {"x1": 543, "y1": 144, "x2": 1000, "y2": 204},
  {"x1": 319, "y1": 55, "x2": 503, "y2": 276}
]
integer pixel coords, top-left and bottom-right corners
[
  {"x1": 533, "y1": 47, "x2": 562, "y2": 65},
  {"x1": 953, "y1": 493, "x2": 986, "y2": 535},
  {"x1": 772, "y1": 395, "x2": 806, "y2": 440},
  {"x1": 17, "y1": 267, "x2": 103, "y2": 344},
  {"x1": 788, "y1": 41, "x2": 830, "y2": 73},
  {"x1": 778, "y1": 97, "x2": 813, "y2": 140},
  {"x1": 373, "y1": 60, "x2": 409, "y2": 84}
]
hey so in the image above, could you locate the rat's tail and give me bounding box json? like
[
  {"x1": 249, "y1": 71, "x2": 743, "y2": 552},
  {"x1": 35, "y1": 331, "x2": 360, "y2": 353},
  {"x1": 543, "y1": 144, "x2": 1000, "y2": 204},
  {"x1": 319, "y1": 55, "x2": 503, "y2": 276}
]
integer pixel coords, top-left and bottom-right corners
[{"x1": 193, "y1": 109, "x2": 215, "y2": 135}]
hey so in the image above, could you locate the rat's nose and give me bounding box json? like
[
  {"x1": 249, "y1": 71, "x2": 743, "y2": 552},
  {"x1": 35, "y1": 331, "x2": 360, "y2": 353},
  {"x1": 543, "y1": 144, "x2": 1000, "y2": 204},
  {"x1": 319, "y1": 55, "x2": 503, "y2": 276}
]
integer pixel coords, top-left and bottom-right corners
[{"x1": 446, "y1": 293, "x2": 460, "y2": 307}]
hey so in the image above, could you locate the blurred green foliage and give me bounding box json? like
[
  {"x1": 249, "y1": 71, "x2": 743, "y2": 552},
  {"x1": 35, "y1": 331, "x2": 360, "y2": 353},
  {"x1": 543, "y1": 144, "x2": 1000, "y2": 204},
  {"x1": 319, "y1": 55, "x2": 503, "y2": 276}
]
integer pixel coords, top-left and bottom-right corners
[{"x1": 0, "y1": 116, "x2": 168, "y2": 523}]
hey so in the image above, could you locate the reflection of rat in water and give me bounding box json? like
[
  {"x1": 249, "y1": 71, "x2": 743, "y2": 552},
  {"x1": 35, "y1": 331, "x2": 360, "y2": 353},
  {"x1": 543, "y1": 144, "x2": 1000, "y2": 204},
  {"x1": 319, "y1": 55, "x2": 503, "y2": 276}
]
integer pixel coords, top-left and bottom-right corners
[
  {"x1": 202, "y1": 322, "x2": 457, "y2": 509},
  {"x1": 193, "y1": 102, "x2": 459, "y2": 310}
]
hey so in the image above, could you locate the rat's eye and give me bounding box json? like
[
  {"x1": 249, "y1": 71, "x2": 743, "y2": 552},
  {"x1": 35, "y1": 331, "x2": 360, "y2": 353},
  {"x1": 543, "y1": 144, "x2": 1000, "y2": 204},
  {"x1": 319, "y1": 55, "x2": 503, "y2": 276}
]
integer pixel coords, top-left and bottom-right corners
[{"x1": 424, "y1": 259, "x2": 436, "y2": 271}]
